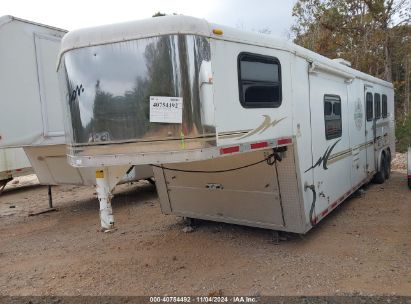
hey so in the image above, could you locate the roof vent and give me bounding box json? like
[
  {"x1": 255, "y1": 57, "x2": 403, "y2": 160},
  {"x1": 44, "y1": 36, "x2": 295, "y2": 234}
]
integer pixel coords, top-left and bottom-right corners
[{"x1": 332, "y1": 58, "x2": 351, "y2": 67}]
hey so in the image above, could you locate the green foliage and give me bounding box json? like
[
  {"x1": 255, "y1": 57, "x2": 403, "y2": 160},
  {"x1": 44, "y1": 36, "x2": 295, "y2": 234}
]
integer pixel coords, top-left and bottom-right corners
[
  {"x1": 395, "y1": 114, "x2": 411, "y2": 152},
  {"x1": 292, "y1": 0, "x2": 410, "y2": 79},
  {"x1": 291, "y1": 0, "x2": 411, "y2": 150}
]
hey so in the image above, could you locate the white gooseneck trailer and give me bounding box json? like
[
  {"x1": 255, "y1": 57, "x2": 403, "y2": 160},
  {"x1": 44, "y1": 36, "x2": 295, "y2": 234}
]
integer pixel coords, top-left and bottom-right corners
[
  {"x1": 0, "y1": 16, "x2": 153, "y2": 229},
  {"x1": 57, "y1": 16, "x2": 394, "y2": 233}
]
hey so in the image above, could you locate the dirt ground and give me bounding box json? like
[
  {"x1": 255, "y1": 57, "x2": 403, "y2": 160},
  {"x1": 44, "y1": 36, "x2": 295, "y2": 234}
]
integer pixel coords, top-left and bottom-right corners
[{"x1": 0, "y1": 169, "x2": 410, "y2": 296}]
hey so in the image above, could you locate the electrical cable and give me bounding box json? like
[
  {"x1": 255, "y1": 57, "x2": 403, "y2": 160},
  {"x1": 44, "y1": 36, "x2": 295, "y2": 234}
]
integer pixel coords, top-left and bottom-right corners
[
  {"x1": 307, "y1": 185, "x2": 317, "y2": 226},
  {"x1": 150, "y1": 152, "x2": 278, "y2": 174}
]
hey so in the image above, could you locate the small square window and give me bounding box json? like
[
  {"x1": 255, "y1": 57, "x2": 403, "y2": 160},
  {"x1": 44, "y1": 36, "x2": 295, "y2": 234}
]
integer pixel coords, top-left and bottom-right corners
[
  {"x1": 382, "y1": 94, "x2": 388, "y2": 118},
  {"x1": 324, "y1": 94, "x2": 342, "y2": 140},
  {"x1": 366, "y1": 92, "x2": 373, "y2": 121},
  {"x1": 374, "y1": 93, "x2": 381, "y2": 119},
  {"x1": 238, "y1": 52, "x2": 282, "y2": 108}
]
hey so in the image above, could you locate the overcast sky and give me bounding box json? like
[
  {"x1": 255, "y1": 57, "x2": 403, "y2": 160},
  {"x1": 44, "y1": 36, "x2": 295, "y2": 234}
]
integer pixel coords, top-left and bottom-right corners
[{"x1": 1, "y1": 0, "x2": 297, "y2": 38}]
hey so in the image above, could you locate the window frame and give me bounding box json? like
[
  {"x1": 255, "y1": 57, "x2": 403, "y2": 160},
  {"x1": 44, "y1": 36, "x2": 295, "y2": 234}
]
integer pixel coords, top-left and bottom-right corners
[
  {"x1": 374, "y1": 93, "x2": 381, "y2": 119},
  {"x1": 237, "y1": 52, "x2": 282, "y2": 108},
  {"x1": 366, "y1": 92, "x2": 373, "y2": 122},
  {"x1": 382, "y1": 94, "x2": 388, "y2": 118},
  {"x1": 324, "y1": 94, "x2": 342, "y2": 140}
]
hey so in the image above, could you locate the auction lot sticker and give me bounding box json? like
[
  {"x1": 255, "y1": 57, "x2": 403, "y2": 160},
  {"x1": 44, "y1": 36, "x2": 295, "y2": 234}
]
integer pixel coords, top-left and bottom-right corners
[{"x1": 150, "y1": 96, "x2": 183, "y2": 123}]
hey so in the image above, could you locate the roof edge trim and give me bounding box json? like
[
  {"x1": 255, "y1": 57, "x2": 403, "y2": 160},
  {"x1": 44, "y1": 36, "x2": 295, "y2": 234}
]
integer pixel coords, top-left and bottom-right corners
[
  {"x1": 0, "y1": 15, "x2": 67, "y2": 33},
  {"x1": 57, "y1": 29, "x2": 211, "y2": 70}
]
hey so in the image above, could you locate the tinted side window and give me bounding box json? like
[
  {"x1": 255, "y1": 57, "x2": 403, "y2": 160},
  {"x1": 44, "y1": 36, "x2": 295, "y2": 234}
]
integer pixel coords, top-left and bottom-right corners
[
  {"x1": 382, "y1": 94, "x2": 388, "y2": 118},
  {"x1": 238, "y1": 53, "x2": 282, "y2": 108},
  {"x1": 366, "y1": 92, "x2": 373, "y2": 121},
  {"x1": 324, "y1": 94, "x2": 342, "y2": 140},
  {"x1": 374, "y1": 93, "x2": 381, "y2": 119}
]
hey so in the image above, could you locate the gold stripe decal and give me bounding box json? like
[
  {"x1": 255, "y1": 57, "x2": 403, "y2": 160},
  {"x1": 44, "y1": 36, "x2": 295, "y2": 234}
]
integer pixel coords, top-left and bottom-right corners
[
  {"x1": 238, "y1": 115, "x2": 286, "y2": 139},
  {"x1": 328, "y1": 148, "x2": 351, "y2": 161},
  {"x1": 312, "y1": 138, "x2": 383, "y2": 168},
  {"x1": 218, "y1": 115, "x2": 286, "y2": 140}
]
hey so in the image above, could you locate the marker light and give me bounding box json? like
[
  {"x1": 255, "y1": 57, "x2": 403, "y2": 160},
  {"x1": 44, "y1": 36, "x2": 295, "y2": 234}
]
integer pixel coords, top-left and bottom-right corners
[{"x1": 212, "y1": 29, "x2": 223, "y2": 35}]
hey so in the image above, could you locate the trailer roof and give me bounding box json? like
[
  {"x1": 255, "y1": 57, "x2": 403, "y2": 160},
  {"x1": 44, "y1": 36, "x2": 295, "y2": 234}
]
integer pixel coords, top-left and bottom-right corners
[
  {"x1": 58, "y1": 15, "x2": 392, "y2": 88},
  {"x1": 0, "y1": 15, "x2": 67, "y2": 33}
]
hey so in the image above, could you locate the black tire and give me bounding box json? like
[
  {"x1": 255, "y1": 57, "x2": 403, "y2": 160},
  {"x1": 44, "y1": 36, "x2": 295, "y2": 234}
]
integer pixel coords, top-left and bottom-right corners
[
  {"x1": 408, "y1": 178, "x2": 411, "y2": 189},
  {"x1": 384, "y1": 151, "x2": 391, "y2": 180},
  {"x1": 372, "y1": 154, "x2": 385, "y2": 184}
]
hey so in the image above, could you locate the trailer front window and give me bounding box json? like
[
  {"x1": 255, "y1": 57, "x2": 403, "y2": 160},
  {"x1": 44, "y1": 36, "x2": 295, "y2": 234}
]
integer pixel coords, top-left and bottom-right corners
[
  {"x1": 60, "y1": 34, "x2": 212, "y2": 146},
  {"x1": 237, "y1": 52, "x2": 281, "y2": 108}
]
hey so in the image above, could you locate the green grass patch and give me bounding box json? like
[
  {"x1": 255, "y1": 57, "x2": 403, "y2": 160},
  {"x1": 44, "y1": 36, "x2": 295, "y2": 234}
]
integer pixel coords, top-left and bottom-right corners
[{"x1": 395, "y1": 114, "x2": 411, "y2": 153}]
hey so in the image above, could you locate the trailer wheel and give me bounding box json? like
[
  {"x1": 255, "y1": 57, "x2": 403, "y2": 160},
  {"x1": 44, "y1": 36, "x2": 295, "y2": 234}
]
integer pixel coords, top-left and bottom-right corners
[{"x1": 372, "y1": 154, "x2": 385, "y2": 184}]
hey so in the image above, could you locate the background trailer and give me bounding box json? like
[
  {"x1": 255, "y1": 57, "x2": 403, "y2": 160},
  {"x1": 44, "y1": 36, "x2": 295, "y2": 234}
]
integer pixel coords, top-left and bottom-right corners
[
  {"x1": 57, "y1": 16, "x2": 394, "y2": 233},
  {"x1": 0, "y1": 16, "x2": 153, "y2": 229},
  {"x1": 0, "y1": 148, "x2": 33, "y2": 192}
]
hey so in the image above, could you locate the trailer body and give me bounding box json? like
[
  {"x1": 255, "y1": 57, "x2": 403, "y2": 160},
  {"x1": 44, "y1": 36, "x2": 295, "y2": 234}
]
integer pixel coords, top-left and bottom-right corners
[{"x1": 57, "y1": 16, "x2": 394, "y2": 233}]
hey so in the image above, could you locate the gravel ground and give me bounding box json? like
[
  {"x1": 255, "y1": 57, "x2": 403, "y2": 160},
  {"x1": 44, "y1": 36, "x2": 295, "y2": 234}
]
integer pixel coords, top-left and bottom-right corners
[
  {"x1": 0, "y1": 170, "x2": 409, "y2": 296},
  {"x1": 392, "y1": 153, "x2": 407, "y2": 172}
]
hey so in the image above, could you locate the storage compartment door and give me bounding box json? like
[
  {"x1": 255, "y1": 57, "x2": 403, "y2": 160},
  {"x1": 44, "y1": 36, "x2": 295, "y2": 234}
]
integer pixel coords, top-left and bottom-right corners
[{"x1": 162, "y1": 150, "x2": 286, "y2": 228}]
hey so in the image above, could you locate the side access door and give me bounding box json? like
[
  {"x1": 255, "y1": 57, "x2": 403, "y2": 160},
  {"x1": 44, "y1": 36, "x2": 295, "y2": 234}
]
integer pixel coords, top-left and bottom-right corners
[
  {"x1": 308, "y1": 72, "x2": 352, "y2": 220},
  {"x1": 347, "y1": 81, "x2": 367, "y2": 188}
]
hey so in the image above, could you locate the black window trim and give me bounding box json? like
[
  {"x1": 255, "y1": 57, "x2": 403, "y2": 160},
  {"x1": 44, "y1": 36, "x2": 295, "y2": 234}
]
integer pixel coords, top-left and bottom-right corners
[
  {"x1": 324, "y1": 94, "x2": 342, "y2": 140},
  {"x1": 237, "y1": 52, "x2": 282, "y2": 108},
  {"x1": 366, "y1": 92, "x2": 373, "y2": 122}
]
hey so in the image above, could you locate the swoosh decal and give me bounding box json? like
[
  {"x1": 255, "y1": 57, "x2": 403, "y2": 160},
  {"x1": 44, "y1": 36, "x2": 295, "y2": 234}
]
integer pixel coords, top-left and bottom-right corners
[
  {"x1": 305, "y1": 139, "x2": 341, "y2": 173},
  {"x1": 237, "y1": 115, "x2": 286, "y2": 140}
]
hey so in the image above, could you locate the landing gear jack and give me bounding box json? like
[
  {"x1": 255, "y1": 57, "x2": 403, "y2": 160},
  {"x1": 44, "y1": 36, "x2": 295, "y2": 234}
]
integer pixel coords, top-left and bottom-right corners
[
  {"x1": 95, "y1": 166, "x2": 129, "y2": 232},
  {"x1": 272, "y1": 231, "x2": 289, "y2": 244},
  {"x1": 28, "y1": 185, "x2": 57, "y2": 216}
]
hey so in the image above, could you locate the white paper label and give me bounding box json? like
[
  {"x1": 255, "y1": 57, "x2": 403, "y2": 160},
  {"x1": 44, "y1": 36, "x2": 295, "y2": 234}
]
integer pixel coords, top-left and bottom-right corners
[{"x1": 150, "y1": 96, "x2": 183, "y2": 123}]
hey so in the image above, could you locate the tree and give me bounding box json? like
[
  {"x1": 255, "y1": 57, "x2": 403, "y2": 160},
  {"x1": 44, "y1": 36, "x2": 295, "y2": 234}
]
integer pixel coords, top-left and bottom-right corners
[
  {"x1": 152, "y1": 12, "x2": 166, "y2": 17},
  {"x1": 292, "y1": 0, "x2": 410, "y2": 80},
  {"x1": 291, "y1": 0, "x2": 411, "y2": 151}
]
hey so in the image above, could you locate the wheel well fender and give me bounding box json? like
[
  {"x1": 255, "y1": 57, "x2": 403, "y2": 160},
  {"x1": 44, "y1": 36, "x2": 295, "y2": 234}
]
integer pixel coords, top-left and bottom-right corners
[
  {"x1": 376, "y1": 149, "x2": 386, "y2": 172},
  {"x1": 386, "y1": 147, "x2": 391, "y2": 162}
]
